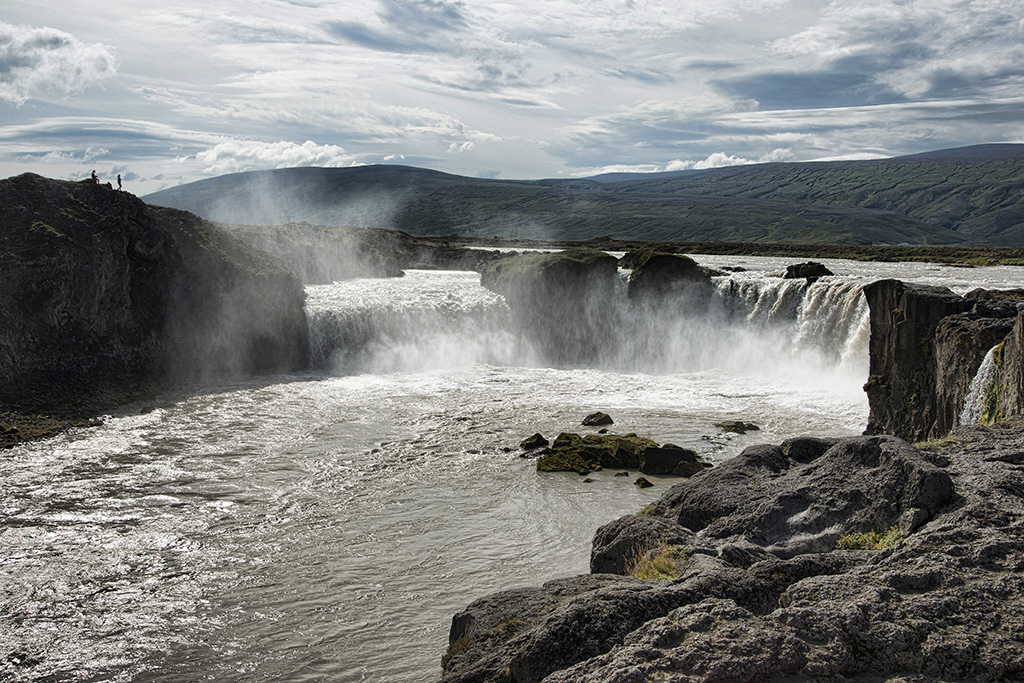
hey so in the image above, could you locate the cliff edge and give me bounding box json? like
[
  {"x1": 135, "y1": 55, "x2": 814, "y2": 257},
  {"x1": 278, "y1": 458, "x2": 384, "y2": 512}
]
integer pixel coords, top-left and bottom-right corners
[{"x1": 0, "y1": 174, "x2": 308, "y2": 426}]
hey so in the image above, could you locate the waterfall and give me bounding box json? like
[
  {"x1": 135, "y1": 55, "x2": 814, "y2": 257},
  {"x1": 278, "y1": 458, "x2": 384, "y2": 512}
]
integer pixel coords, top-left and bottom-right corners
[
  {"x1": 959, "y1": 345, "x2": 1000, "y2": 426},
  {"x1": 305, "y1": 269, "x2": 870, "y2": 380}
]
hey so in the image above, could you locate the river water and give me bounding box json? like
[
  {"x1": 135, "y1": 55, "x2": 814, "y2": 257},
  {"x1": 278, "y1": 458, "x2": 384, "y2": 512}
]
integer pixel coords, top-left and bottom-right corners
[{"x1": 2, "y1": 256, "x2": 1021, "y2": 682}]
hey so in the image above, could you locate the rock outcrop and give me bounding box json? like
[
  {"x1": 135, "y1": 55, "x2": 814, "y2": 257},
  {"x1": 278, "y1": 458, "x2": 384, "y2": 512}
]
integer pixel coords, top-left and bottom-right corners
[
  {"x1": 480, "y1": 249, "x2": 620, "y2": 364},
  {"x1": 0, "y1": 174, "x2": 309, "y2": 414},
  {"x1": 622, "y1": 250, "x2": 712, "y2": 304},
  {"x1": 440, "y1": 423, "x2": 1024, "y2": 683},
  {"x1": 863, "y1": 279, "x2": 1024, "y2": 441}
]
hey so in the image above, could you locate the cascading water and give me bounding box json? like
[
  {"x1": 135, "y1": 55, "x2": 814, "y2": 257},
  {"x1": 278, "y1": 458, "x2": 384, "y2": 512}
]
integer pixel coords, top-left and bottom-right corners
[
  {"x1": 959, "y1": 345, "x2": 1001, "y2": 426},
  {"x1": 306, "y1": 269, "x2": 870, "y2": 384}
]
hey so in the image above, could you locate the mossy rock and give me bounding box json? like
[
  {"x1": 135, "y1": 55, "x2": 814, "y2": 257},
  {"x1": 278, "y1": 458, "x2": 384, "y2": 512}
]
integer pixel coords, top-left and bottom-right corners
[{"x1": 537, "y1": 447, "x2": 600, "y2": 475}]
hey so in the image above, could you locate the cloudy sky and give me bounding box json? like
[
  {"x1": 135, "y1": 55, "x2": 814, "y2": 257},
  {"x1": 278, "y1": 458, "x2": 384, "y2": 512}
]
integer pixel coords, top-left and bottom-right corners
[{"x1": 2, "y1": 0, "x2": 1024, "y2": 193}]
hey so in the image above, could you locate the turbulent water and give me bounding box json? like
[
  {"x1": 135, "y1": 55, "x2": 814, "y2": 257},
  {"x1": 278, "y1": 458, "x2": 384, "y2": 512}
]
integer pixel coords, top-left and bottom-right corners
[{"x1": 2, "y1": 256, "x2": 1021, "y2": 682}]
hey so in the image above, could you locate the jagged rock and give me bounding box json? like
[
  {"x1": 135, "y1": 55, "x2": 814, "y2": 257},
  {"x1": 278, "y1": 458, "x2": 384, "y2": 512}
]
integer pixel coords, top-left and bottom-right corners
[
  {"x1": 0, "y1": 174, "x2": 308, "y2": 412},
  {"x1": 998, "y1": 313, "x2": 1024, "y2": 419},
  {"x1": 783, "y1": 261, "x2": 833, "y2": 283},
  {"x1": 520, "y1": 433, "x2": 549, "y2": 450},
  {"x1": 634, "y1": 477, "x2": 653, "y2": 488},
  {"x1": 440, "y1": 423, "x2": 1024, "y2": 683},
  {"x1": 582, "y1": 411, "x2": 613, "y2": 426},
  {"x1": 863, "y1": 279, "x2": 1024, "y2": 441},
  {"x1": 479, "y1": 249, "x2": 619, "y2": 364}
]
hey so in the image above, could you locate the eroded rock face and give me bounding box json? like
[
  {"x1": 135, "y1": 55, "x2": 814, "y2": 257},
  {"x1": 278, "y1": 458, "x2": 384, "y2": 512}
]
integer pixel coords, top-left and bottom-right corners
[
  {"x1": 0, "y1": 174, "x2": 309, "y2": 407},
  {"x1": 436, "y1": 426, "x2": 1024, "y2": 683},
  {"x1": 624, "y1": 250, "x2": 712, "y2": 304},
  {"x1": 863, "y1": 279, "x2": 1024, "y2": 441}
]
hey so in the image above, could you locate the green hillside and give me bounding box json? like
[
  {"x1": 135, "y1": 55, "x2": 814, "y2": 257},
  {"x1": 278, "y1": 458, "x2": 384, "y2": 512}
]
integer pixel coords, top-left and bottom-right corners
[{"x1": 142, "y1": 144, "x2": 1024, "y2": 246}]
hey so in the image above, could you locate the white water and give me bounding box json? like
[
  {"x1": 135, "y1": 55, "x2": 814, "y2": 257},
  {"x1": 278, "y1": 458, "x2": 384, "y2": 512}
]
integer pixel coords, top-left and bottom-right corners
[
  {"x1": 1, "y1": 256, "x2": 1020, "y2": 682},
  {"x1": 960, "y1": 345, "x2": 1001, "y2": 426}
]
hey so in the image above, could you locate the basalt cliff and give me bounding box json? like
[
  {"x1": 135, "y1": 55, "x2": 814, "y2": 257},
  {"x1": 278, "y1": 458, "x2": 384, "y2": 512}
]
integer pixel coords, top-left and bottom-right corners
[{"x1": 0, "y1": 174, "x2": 309, "y2": 422}]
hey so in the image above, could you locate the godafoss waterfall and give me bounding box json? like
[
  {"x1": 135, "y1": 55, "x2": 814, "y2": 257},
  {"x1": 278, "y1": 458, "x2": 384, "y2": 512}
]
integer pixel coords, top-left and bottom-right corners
[{"x1": 4, "y1": 241, "x2": 1023, "y2": 682}]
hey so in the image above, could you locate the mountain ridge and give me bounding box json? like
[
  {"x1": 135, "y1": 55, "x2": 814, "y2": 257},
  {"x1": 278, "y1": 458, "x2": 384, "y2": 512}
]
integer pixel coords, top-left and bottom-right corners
[{"x1": 142, "y1": 144, "x2": 1024, "y2": 246}]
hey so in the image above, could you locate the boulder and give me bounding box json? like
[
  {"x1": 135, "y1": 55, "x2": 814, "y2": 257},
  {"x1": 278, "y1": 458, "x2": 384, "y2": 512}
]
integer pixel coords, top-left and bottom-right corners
[
  {"x1": 714, "y1": 420, "x2": 760, "y2": 434},
  {"x1": 582, "y1": 411, "x2": 613, "y2": 426},
  {"x1": 520, "y1": 433, "x2": 549, "y2": 450},
  {"x1": 536, "y1": 432, "x2": 660, "y2": 473},
  {"x1": 639, "y1": 446, "x2": 709, "y2": 477},
  {"x1": 783, "y1": 261, "x2": 833, "y2": 283}
]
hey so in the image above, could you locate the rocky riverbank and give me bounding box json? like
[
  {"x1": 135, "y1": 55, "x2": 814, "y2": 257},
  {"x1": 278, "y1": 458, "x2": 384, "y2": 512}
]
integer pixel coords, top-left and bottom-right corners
[{"x1": 440, "y1": 418, "x2": 1024, "y2": 682}]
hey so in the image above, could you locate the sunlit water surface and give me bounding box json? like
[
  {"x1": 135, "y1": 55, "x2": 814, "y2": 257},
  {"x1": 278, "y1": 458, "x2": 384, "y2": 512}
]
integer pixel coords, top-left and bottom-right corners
[{"x1": 2, "y1": 256, "x2": 1020, "y2": 682}]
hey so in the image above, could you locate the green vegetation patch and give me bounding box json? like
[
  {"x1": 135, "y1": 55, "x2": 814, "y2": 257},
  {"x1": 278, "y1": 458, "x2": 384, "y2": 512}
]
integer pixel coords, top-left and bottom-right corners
[
  {"x1": 626, "y1": 542, "x2": 691, "y2": 581},
  {"x1": 835, "y1": 527, "x2": 903, "y2": 551}
]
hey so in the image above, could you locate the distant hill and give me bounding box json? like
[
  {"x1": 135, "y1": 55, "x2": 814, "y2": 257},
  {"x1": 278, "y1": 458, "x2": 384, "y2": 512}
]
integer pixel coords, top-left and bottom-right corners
[{"x1": 142, "y1": 144, "x2": 1024, "y2": 246}]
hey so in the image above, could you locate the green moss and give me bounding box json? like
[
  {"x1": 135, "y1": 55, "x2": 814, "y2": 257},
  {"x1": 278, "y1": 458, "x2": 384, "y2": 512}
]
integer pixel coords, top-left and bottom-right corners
[{"x1": 835, "y1": 526, "x2": 903, "y2": 551}]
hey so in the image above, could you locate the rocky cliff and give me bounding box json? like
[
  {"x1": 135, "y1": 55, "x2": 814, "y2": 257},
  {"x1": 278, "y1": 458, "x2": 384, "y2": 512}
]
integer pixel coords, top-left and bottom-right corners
[
  {"x1": 0, "y1": 174, "x2": 309, "y2": 414},
  {"x1": 863, "y1": 279, "x2": 1024, "y2": 441}
]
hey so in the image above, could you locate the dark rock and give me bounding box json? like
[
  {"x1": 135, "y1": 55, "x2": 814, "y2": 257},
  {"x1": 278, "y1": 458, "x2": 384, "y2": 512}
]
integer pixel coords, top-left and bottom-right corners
[
  {"x1": 536, "y1": 432, "x2": 659, "y2": 473},
  {"x1": 614, "y1": 471, "x2": 629, "y2": 477},
  {"x1": 863, "y1": 280, "x2": 1023, "y2": 441},
  {"x1": 783, "y1": 261, "x2": 834, "y2": 283},
  {"x1": 624, "y1": 250, "x2": 713, "y2": 304},
  {"x1": 0, "y1": 174, "x2": 308, "y2": 413},
  {"x1": 582, "y1": 411, "x2": 613, "y2": 426},
  {"x1": 998, "y1": 313, "x2": 1024, "y2": 419},
  {"x1": 520, "y1": 433, "x2": 549, "y2": 450},
  {"x1": 639, "y1": 446, "x2": 708, "y2": 477},
  {"x1": 714, "y1": 420, "x2": 760, "y2": 434},
  {"x1": 779, "y1": 435, "x2": 838, "y2": 463},
  {"x1": 634, "y1": 477, "x2": 654, "y2": 488},
  {"x1": 479, "y1": 249, "x2": 619, "y2": 364},
  {"x1": 591, "y1": 514, "x2": 695, "y2": 574}
]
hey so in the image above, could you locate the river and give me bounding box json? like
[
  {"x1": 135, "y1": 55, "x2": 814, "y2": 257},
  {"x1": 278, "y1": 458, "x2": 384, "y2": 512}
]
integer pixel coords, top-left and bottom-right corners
[{"x1": 2, "y1": 255, "x2": 1021, "y2": 682}]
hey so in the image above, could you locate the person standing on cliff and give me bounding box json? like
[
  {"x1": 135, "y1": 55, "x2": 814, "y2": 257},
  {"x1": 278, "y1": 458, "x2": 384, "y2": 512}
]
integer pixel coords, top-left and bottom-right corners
[{"x1": 117, "y1": 174, "x2": 122, "y2": 191}]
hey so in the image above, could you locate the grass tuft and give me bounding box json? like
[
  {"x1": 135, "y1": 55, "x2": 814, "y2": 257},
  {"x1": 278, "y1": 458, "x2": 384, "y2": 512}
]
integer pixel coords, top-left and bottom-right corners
[{"x1": 835, "y1": 526, "x2": 903, "y2": 551}]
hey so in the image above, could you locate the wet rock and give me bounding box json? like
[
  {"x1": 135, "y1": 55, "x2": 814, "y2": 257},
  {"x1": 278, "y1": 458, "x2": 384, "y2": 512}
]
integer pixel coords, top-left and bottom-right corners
[
  {"x1": 480, "y1": 249, "x2": 619, "y2": 365},
  {"x1": 639, "y1": 446, "x2": 709, "y2": 477},
  {"x1": 520, "y1": 433, "x2": 549, "y2": 450},
  {"x1": 624, "y1": 250, "x2": 713, "y2": 304},
  {"x1": 0, "y1": 173, "x2": 308, "y2": 413},
  {"x1": 582, "y1": 412, "x2": 613, "y2": 426},
  {"x1": 714, "y1": 420, "x2": 760, "y2": 434},
  {"x1": 634, "y1": 476, "x2": 654, "y2": 488},
  {"x1": 783, "y1": 261, "x2": 833, "y2": 283}
]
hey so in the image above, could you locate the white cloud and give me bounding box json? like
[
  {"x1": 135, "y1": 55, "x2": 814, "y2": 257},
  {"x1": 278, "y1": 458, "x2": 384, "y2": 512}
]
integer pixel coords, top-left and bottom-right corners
[
  {"x1": 0, "y1": 21, "x2": 116, "y2": 105},
  {"x1": 193, "y1": 139, "x2": 359, "y2": 174}
]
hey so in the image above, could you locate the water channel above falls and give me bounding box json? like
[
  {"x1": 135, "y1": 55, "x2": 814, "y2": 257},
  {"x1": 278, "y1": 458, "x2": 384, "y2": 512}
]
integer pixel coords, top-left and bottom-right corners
[{"x1": 2, "y1": 256, "x2": 1021, "y2": 682}]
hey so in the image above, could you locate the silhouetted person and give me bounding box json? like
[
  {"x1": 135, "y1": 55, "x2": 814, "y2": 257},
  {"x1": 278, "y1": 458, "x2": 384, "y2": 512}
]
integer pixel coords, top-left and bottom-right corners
[
  {"x1": 90, "y1": 170, "x2": 97, "y2": 182},
  {"x1": 117, "y1": 174, "x2": 122, "y2": 190}
]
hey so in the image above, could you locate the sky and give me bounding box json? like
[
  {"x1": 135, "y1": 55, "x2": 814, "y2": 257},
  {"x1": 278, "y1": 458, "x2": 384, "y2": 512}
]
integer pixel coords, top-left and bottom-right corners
[{"x1": 2, "y1": 0, "x2": 1024, "y2": 194}]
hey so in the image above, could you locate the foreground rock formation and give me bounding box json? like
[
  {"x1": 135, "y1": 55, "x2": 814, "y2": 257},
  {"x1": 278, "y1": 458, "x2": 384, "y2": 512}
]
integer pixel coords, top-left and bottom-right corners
[
  {"x1": 440, "y1": 421, "x2": 1024, "y2": 682},
  {"x1": 0, "y1": 174, "x2": 309, "y2": 424},
  {"x1": 864, "y1": 280, "x2": 1024, "y2": 441}
]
